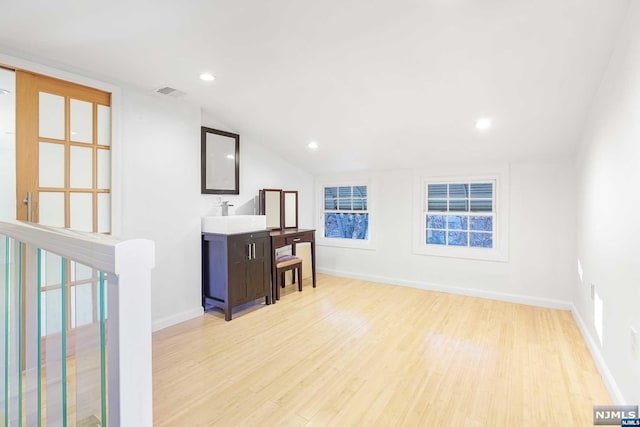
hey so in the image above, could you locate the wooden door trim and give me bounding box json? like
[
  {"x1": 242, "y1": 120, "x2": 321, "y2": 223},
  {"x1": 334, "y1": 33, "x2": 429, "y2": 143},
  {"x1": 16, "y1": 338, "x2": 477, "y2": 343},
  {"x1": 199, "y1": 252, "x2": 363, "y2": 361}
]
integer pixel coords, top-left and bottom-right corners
[
  {"x1": 24, "y1": 70, "x2": 110, "y2": 105},
  {"x1": 15, "y1": 71, "x2": 39, "y2": 222}
]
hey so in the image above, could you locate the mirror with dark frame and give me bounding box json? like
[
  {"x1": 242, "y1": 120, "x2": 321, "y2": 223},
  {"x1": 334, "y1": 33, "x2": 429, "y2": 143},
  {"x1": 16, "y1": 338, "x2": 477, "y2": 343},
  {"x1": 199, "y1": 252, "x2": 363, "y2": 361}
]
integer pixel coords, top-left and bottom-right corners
[
  {"x1": 259, "y1": 189, "x2": 283, "y2": 230},
  {"x1": 201, "y1": 126, "x2": 239, "y2": 194}
]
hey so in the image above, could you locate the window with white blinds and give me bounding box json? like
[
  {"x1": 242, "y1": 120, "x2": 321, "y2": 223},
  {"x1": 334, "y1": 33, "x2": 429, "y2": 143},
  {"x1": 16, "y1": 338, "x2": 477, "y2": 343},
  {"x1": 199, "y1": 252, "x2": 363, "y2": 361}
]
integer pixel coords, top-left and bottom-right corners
[
  {"x1": 424, "y1": 181, "x2": 495, "y2": 248},
  {"x1": 323, "y1": 185, "x2": 369, "y2": 240}
]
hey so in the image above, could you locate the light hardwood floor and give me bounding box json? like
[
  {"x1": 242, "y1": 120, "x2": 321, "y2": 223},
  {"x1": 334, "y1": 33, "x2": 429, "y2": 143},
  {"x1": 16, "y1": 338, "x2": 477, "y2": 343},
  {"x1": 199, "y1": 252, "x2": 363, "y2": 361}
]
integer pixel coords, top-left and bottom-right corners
[{"x1": 152, "y1": 274, "x2": 610, "y2": 426}]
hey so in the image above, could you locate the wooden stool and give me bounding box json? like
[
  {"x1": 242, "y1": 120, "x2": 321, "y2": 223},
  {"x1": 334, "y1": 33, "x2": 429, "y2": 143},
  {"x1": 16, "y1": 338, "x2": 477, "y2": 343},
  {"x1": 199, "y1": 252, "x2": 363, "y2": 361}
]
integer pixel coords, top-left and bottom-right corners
[{"x1": 275, "y1": 255, "x2": 302, "y2": 301}]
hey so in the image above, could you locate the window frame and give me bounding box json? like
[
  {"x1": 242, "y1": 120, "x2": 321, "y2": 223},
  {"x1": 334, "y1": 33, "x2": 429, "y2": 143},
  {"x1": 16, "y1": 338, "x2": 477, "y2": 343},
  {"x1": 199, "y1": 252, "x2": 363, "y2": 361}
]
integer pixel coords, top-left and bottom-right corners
[
  {"x1": 316, "y1": 178, "x2": 375, "y2": 250},
  {"x1": 413, "y1": 167, "x2": 509, "y2": 262},
  {"x1": 425, "y1": 181, "x2": 495, "y2": 249}
]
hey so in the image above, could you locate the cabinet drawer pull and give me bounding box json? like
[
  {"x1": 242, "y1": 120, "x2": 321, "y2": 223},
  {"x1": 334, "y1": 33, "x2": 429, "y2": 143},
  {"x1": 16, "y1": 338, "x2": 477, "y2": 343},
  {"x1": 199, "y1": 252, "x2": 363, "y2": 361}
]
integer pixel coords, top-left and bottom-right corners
[
  {"x1": 292, "y1": 238, "x2": 301, "y2": 242},
  {"x1": 252, "y1": 243, "x2": 256, "y2": 259},
  {"x1": 248, "y1": 244, "x2": 252, "y2": 260}
]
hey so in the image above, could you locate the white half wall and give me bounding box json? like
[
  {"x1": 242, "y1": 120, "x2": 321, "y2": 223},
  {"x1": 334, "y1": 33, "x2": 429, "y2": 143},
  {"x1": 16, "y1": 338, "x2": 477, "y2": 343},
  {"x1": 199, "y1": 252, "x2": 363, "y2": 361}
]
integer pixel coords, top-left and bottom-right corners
[
  {"x1": 574, "y1": 2, "x2": 640, "y2": 405},
  {"x1": 315, "y1": 160, "x2": 576, "y2": 308}
]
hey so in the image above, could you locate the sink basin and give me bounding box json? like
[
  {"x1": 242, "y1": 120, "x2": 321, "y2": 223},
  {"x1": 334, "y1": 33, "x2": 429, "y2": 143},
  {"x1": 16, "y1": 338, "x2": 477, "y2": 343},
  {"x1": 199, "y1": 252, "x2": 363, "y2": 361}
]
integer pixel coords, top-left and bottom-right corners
[{"x1": 201, "y1": 215, "x2": 267, "y2": 234}]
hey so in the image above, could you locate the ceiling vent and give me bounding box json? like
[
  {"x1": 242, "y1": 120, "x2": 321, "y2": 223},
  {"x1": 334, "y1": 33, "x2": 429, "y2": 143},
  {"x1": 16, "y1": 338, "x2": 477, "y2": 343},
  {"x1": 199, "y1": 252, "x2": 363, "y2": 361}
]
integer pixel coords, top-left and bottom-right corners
[{"x1": 155, "y1": 86, "x2": 186, "y2": 98}]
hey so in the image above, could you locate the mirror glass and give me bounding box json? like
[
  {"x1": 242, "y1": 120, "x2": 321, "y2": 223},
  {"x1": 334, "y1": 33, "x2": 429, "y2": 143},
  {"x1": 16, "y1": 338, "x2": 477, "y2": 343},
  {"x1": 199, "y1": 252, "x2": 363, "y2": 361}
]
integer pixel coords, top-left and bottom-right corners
[
  {"x1": 261, "y1": 189, "x2": 282, "y2": 229},
  {"x1": 283, "y1": 191, "x2": 298, "y2": 229},
  {"x1": 201, "y1": 127, "x2": 239, "y2": 194}
]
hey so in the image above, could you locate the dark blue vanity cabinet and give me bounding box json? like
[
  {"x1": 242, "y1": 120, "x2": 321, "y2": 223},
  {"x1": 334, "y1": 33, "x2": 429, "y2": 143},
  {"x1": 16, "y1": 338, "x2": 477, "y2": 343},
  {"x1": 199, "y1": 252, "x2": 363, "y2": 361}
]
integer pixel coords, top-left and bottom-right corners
[{"x1": 201, "y1": 230, "x2": 272, "y2": 321}]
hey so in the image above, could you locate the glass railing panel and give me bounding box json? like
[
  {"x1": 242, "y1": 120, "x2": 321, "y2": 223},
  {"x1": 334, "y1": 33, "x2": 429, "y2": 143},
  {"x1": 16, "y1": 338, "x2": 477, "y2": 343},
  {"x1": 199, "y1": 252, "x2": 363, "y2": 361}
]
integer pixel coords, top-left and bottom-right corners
[
  {"x1": 25, "y1": 244, "x2": 42, "y2": 426},
  {"x1": 99, "y1": 272, "x2": 107, "y2": 424},
  {"x1": 1, "y1": 235, "x2": 10, "y2": 424},
  {"x1": 71, "y1": 262, "x2": 106, "y2": 426},
  {"x1": 36, "y1": 248, "x2": 44, "y2": 426},
  {"x1": 41, "y1": 250, "x2": 65, "y2": 426},
  {"x1": 17, "y1": 242, "x2": 23, "y2": 427},
  {"x1": 1, "y1": 237, "x2": 21, "y2": 425}
]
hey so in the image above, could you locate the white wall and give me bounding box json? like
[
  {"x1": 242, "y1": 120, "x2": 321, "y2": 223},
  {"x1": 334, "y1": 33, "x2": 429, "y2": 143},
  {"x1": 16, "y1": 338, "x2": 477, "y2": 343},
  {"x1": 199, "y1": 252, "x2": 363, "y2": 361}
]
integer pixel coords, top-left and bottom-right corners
[
  {"x1": 315, "y1": 160, "x2": 576, "y2": 307},
  {"x1": 0, "y1": 68, "x2": 16, "y2": 221},
  {"x1": 574, "y1": 2, "x2": 640, "y2": 404},
  {"x1": 117, "y1": 90, "x2": 204, "y2": 331},
  {"x1": 0, "y1": 135, "x2": 16, "y2": 221}
]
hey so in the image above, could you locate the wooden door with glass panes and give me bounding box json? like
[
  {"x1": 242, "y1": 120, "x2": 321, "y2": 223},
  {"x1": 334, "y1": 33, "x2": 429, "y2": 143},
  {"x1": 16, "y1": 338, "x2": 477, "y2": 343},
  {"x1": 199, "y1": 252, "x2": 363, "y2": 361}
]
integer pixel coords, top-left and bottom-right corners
[{"x1": 15, "y1": 70, "x2": 111, "y2": 345}]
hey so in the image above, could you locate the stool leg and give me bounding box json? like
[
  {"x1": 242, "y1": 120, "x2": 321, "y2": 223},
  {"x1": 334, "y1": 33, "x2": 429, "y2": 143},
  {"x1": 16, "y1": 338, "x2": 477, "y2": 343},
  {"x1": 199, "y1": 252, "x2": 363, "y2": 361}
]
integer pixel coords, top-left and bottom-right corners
[
  {"x1": 297, "y1": 266, "x2": 302, "y2": 291},
  {"x1": 281, "y1": 272, "x2": 286, "y2": 288}
]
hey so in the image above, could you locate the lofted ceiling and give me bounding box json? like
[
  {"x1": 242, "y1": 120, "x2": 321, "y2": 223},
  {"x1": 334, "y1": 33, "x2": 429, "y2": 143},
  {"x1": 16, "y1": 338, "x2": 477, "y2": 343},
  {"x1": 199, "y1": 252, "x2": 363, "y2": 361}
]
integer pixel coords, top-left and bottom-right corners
[{"x1": 0, "y1": 0, "x2": 630, "y2": 174}]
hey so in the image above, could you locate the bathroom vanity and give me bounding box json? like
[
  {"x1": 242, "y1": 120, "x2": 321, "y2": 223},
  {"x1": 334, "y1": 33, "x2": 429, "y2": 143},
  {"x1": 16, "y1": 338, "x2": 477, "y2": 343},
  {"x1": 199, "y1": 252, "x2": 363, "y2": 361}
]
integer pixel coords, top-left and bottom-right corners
[{"x1": 201, "y1": 230, "x2": 271, "y2": 321}]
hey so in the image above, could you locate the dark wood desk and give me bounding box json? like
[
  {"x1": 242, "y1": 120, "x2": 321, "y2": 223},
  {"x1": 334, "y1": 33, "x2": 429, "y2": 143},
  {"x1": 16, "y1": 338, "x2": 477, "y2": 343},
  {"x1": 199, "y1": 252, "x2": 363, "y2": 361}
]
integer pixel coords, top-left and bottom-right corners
[{"x1": 269, "y1": 229, "x2": 316, "y2": 302}]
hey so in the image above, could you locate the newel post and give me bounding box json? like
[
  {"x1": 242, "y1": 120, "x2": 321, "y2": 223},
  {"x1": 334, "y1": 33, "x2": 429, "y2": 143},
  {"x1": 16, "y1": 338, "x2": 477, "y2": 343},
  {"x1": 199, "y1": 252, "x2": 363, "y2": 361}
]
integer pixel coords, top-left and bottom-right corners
[{"x1": 109, "y1": 239, "x2": 155, "y2": 427}]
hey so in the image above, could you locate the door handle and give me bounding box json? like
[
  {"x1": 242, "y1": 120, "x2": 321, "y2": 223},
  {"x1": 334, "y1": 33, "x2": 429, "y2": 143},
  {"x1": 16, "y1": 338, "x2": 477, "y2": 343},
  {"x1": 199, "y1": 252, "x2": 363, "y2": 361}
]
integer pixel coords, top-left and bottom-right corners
[
  {"x1": 248, "y1": 243, "x2": 252, "y2": 260},
  {"x1": 252, "y1": 243, "x2": 256, "y2": 259},
  {"x1": 22, "y1": 192, "x2": 33, "y2": 222}
]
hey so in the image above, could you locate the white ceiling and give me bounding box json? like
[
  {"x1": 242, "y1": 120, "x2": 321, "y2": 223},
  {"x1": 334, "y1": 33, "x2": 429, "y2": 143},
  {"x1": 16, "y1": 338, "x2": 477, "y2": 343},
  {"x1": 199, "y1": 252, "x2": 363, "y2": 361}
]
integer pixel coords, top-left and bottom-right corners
[{"x1": 0, "y1": 0, "x2": 630, "y2": 174}]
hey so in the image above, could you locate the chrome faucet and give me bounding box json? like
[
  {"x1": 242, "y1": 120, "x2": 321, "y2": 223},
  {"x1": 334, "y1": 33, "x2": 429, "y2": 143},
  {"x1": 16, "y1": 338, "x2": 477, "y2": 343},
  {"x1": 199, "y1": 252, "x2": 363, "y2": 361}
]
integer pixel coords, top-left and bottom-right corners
[{"x1": 221, "y1": 201, "x2": 233, "y2": 216}]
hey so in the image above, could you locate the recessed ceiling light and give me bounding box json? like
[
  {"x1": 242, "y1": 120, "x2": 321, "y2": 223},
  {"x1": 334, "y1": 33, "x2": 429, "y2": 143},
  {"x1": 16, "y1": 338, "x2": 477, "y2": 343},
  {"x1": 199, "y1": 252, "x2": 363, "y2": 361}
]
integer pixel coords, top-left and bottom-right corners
[
  {"x1": 475, "y1": 118, "x2": 492, "y2": 130},
  {"x1": 308, "y1": 141, "x2": 319, "y2": 150},
  {"x1": 0, "y1": 89, "x2": 10, "y2": 95},
  {"x1": 226, "y1": 154, "x2": 235, "y2": 159},
  {"x1": 200, "y1": 73, "x2": 215, "y2": 82}
]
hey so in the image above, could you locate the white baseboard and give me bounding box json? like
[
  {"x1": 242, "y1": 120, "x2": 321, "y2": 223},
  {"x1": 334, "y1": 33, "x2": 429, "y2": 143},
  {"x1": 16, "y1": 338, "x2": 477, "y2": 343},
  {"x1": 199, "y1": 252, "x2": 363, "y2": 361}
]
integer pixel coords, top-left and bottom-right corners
[
  {"x1": 570, "y1": 304, "x2": 626, "y2": 404},
  {"x1": 152, "y1": 306, "x2": 204, "y2": 332},
  {"x1": 317, "y1": 268, "x2": 572, "y2": 310}
]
